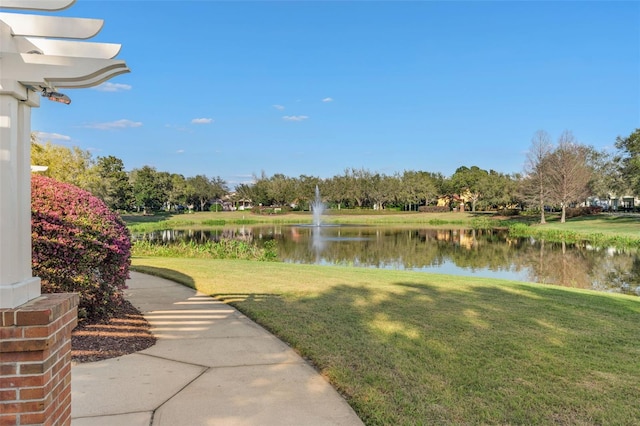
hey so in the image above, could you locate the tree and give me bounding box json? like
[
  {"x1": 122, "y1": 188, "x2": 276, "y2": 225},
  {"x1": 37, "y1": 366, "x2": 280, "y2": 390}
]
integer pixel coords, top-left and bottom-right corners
[
  {"x1": 398, "y1": 170, "x2": 427, "y2": 210},
  {"x1": 522, "y1": 130, "x2": 553, "y2": 223},
  {"x1": 184, "y1": 175, "x2": 228, "y2": 211},
  {"x1": 267, "y1": 173, "x2": 296, "y2": 207},
  {"x1": 614, "y1": 128, "x2": 640, "y2": 196},
  {"x1": 416, "y1": 171, "x2": 439, "y2": 207},
  {"x1": 167, "y1": 173, "x2": 188, "y2": 211},
  {"x1": 91, "y1": 155, "x2": 133, "y2": 211},
  {"x1": 295, "y1": 175, "x2": 323, "y2": 210},
  {"x1": 250, "y1": 171, "x2": 272, "y2": 207},
  {"x1": 586, "y1": 147, "x2": 619, "y2": 201},
  {"x1": 130, "y1": 166, "x2": 166, "y2": 212},
  {"x1": 345, "y1": 168, "x2": 373, "y2": 208},
  {"x1": 210, "y1": 175, "x2": 229, "y2": 203},
  {"x1": 187, "y1": 175, "x2": 215, "y2": 211},
  {"x1": 368, "y1": 173, "x2": 398, "y2": 210},
  {"x1": 234, "y1": 182, "x2": 255, "y2": 207},
  {"x1": 326, "y1": 173, "x2": 350, "y2": 209},
  {"x1": 154, "y1": 171, "x2": 175, "y2": 210},
  {"x1": 504, "y1": 172, "x2": 524, "y2": 209},
  {"x1": 479, "y1": 170, "x2": 515, "y2": 210},
  {"x1": 30, "y1": 137, "x2": 97, "y2": 190},
  {"x1": 450, "y1": 166, "x2": 488, "y2": 211},
  {"x1": 547, "y1": 131, "x2": 592, "y2": 223}
]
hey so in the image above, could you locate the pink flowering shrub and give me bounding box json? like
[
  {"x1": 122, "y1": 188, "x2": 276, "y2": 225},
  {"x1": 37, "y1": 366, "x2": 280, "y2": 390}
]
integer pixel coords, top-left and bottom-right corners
[{"x1": 31, "y1": 175, "x2": 131, "y2": 319}]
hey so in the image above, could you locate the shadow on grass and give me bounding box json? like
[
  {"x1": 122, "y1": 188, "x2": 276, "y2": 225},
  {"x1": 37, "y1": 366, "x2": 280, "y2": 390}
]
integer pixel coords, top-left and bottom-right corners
[
  {"x1": 229, "y1": 281, "x2": 639, "y2": 425},
  {"x1": 129, "y1": 264, "x2": 640, "y2": 425},
  {"x1": 121, "y1": 212, "x2": 178, "y2": 225},
  {"x1": 130, "y1": 265, "x2": 196, "y2": 289}
]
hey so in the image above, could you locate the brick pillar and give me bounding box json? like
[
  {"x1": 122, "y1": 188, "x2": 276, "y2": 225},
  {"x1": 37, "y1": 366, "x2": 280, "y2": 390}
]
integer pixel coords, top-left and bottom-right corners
[{"x1": 0, "y1": 293, "x2": 78, "y2": 426}]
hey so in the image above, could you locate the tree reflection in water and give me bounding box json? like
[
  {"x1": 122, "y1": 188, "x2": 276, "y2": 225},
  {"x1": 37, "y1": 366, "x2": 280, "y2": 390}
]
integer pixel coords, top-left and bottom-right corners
[{"x1": 133, "y1": 226, "x2": 640, "y2": 296}]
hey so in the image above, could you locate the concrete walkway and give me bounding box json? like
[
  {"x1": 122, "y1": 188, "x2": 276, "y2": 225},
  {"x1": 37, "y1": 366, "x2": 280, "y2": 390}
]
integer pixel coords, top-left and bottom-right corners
[{"x1": 71, "y1": 271, "x2": 363, "y2": 426}]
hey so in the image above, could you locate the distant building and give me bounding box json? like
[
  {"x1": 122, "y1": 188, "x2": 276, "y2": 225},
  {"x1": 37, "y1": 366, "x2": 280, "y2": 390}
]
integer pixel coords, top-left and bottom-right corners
[
  {"x1": 587, "y1": 195, "x2": 638, "y2": 211},
  {"x1": 219, "y1": 193, "x2": 253, "y2": 211}
]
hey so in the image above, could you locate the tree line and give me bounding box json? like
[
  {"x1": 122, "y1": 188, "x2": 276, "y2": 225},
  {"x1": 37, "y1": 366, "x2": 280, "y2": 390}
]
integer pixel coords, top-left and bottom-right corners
[{"x1": 30, "y1": 128, "x2": 639, "y2": 221}]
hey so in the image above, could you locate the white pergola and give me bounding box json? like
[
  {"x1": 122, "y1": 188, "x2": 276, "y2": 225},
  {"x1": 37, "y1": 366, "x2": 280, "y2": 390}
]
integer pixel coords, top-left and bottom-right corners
[{"x1": 0, "y1": 0, "x2": 129, "y2": 308}]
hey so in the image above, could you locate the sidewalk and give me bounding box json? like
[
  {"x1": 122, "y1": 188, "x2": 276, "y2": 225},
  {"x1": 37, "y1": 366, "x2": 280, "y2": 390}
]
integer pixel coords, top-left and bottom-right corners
[{"x1": 71, "y1": 271, "x2": 364, "y2": 426}]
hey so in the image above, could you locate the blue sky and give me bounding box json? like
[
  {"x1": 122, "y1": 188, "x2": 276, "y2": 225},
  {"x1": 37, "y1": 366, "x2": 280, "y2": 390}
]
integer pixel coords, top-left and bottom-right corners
[{"x1": 31, "y1": 1, "x2": 640, "y2": 189}]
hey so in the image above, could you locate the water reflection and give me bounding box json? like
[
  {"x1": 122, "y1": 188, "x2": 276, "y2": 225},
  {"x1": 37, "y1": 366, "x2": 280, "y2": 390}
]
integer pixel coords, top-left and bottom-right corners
[{"x1": 133, "y1": 226, "x2": 640, "y2": 296}]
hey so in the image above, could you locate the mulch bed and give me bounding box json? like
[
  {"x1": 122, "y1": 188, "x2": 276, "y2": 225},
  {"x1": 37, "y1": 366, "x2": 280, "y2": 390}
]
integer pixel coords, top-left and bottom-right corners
[{"x1": 71, "y1": 299, "x2": 156, "y2": 363}]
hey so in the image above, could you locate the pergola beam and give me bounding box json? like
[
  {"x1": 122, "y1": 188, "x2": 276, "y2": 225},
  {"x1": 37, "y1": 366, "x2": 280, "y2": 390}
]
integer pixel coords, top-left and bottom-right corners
[
  {"x1": 0, "y1": 0, "x2": 76, "y2": 11},
  {"x1": 1, "y1": 52, "x2": 129, "y2": 88},
  {"x1": 16, "y1": 37, "x2": 123, "y2": 59},
  {"x1": 0, "y1": 12, "x2": 103, "y2": 39}
]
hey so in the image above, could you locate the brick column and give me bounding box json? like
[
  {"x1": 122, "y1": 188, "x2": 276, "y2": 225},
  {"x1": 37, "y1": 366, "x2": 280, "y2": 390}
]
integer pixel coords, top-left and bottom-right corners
[{"x1": 0, "y1": 293, "x2": 78, "y2": 426}]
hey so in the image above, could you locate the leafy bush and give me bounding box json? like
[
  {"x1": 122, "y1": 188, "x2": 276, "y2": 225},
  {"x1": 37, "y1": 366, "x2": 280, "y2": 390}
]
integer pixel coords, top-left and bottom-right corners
[
  {"x1": 31, "y1": 175, "x2": 131, "y2": 319},
  {"x1": 507, "y1": 223, "x2": 531, "y2": 238},
  {"x1": 470, "y1": 217, "x2": 493, "y2": 229},
  {"x1": 132, "y1": 239, "x2": 278, "y2": 261},
  {"x1": 507, "y1": 221, "x2": 639, "y2": 249}
]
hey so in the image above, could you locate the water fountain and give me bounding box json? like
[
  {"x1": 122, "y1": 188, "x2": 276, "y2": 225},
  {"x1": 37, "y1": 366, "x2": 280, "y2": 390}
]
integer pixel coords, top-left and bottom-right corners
[
  {"x1": 291, "y1": 186, "x2": 368, "y2": 263},
  {"x1": 311, "y1": 185, "x2": 325, "y2": 227}
]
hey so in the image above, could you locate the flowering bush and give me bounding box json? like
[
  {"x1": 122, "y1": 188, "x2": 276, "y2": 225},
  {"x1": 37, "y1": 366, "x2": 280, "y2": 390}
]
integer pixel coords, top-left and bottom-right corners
[{"x1": 31, "y1": 175, "x2": 131, "y2": 319}]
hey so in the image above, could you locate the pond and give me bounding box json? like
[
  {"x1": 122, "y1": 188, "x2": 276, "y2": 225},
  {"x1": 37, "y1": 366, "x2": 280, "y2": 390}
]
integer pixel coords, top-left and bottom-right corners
[{"x1": 133, "y1": 225, "x2": 640, "y2": 296}]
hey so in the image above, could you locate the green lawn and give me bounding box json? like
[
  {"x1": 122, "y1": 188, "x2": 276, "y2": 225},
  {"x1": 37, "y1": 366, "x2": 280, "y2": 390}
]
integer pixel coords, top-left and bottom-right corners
[
  {"x1": 538, "y1": 214, "x2": 640, "y2": 238},
  {"x1": 124, "y1": 210, "x2": 640, "y2": 234},
  {"x1": 122, "y1": 210, "x2": 480, "y2": 232},
  {"x1": 131, "y1": 257, "x2": 640, "y2": 425}
]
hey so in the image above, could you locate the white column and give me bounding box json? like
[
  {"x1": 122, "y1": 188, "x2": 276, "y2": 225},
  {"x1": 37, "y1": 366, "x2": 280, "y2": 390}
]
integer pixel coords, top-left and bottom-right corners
[
  {"x1": 0, "y1": 92, "x2": 41, "y2": 308},
  {"x1": 0, "y1": 5, "x2": 128, "y2": 309}
]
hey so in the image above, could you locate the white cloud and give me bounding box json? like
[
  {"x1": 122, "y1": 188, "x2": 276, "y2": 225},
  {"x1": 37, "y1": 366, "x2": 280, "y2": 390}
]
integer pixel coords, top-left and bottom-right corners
[
  {"x1": 84, "y1": 119, "x2": 142, "y2": 130},
  {"x1": 93, "y1": 82, "x2": 132, "y2": 92},
  {"x1": 273, "y1": 104, "x2": 285, "y2": 110},
  {"x1": 282, "y1": 115, "x2": 309, "y2": 122},
  {"x1": 191, "y1": 118, "x2": 213, "y2": 124},
  {"x1": 177, "y1": 149, "x2": 185, "y2": 154},
  {"x1": 34, "y1": 131, "x2": 71, "y2": 141},
  {"x1": 322, "y1": 97, "x2": 334, "y2": 102}
]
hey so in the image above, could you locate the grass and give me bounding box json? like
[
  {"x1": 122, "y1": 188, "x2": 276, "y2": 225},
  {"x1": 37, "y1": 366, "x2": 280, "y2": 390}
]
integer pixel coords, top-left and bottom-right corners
[
  {"x1": 132, "y1": 239, "x2": 277, "y2": 261},
  {"x1": 131, "y1": 257, "x2": 640, "y2": 425},
  {"x1": 538, "y1": 214, "x2": 640, "y2": 238},
  {"x1": 122, "y1": 210, "x2": 480, "y2": 233},
  {"x1": 506, "y1": 215, "x2": 640, "y2": 249}
]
